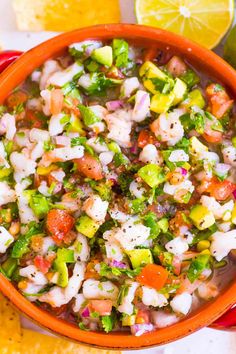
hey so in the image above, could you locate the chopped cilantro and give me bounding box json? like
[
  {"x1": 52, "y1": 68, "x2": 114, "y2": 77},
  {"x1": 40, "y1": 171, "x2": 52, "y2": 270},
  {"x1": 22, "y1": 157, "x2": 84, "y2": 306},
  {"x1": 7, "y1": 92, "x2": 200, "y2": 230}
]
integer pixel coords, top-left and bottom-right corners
[
  {"x1": 180, "y1": 69, "x2": 200, "y2": 88},
  {"x1": 101, "y1": 312, "x2": 116, "y2": 333},
  {"x1": 143, "y1": 212, "x2": 161, "y2": 239},
  {"x1": 112, "y1": 39, "x2": 129, "y2": 68},
  {"x1": 78, "y1": 104, "x2": 100, "y2": 126}
]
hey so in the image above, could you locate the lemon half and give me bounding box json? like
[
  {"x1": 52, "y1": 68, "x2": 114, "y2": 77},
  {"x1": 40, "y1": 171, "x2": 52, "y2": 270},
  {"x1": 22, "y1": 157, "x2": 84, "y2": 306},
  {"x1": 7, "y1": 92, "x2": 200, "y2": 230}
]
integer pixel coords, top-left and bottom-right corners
[{"x1": 135, "y1": 0, "x2": 234, "y2": 49}]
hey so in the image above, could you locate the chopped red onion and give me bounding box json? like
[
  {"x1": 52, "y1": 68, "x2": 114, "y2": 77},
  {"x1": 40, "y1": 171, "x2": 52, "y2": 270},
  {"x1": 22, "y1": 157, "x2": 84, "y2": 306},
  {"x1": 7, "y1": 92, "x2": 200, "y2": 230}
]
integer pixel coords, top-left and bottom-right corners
[
  {"x1": 136, "y1": 58, "x2": 143, "y2": 65},
  {"x1": 131, "y1": 323, "x2": 154, "y2": 336},
  {"x1": 233, "y1": 189, "x2": 236, "y2": 200},
  {"x1": 81, "y1": 307, "x2": 90, "y2": 318},
  {"x1": 135, "y1": 92, "x2": 149, "y2": 111},
  {"x1": 130, "y1": 142, "x2": 138, "y2": 155},
  {"x1": 180, "y1": 167, "x2": 187, "y2": 176},
  {"x1": 110, "y1": 260, "x2": 127, "y2": 269},
  {"x1": 106, "y1": 100, "x2": 124, "y2": 111}
]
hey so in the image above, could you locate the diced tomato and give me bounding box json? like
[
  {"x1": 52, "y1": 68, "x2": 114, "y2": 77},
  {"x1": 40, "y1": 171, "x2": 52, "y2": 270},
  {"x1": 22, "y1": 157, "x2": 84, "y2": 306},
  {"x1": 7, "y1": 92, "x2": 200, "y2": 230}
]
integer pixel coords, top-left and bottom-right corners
[
  {"x1": 136, "y1": 264, "x2": 169, "y2": 290},
  {"x1": 46, "y1": 209, "x2": 75, "y2": 244},
  {"x1": 135, "y1": 309, "x2": 150, "y2": 324},
  {"x1": 166, "y1": 56, "x2": 187, "y2": 77},
  {"x1": 206, "y1": 83, "x2": 233, "y2": 119},
  {"x1": 6, "y1": 90, "x2": 28, "y2": 108},
  {"x1": 89, "y1": 300, "x2": 113, "y2": 316},
  {"x1": 74, "y1": 153, "x2": 104, "y2": 180},
  {"x1": 202, "y1": 130, "x2": 223, "y2": 143},
  {"x1": 25, "y1": 109, "x2": 44, "y2": 128},
  {"x1": 172, "y1": 256, "x2": 182, "y2": 276},
  {"x1": 34, "y1": 255, "x2": 51, "y2": 274},
  {"x1": 207, "y1": 178, "x2": 236, "y2": 201},
  {"x1": 62, "y1": 230, "x2": 77, "y2": 245},
  {"x1": 51, "y1": 89, "x2": 64, "y2": 115},
  {"x1": 138, "y1": 130, "x2": 155, "y2": 148},
  {"x1": 144, "y1": 48, "x2": 158, "y2": 61}
]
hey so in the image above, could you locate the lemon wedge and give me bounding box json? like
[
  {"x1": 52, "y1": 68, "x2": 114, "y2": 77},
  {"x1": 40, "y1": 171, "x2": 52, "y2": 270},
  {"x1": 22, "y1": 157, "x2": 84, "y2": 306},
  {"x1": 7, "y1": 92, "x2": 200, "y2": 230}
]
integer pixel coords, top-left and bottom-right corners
[{"x1": 135, "y1": 0, "x2": 234, "y2": 49}]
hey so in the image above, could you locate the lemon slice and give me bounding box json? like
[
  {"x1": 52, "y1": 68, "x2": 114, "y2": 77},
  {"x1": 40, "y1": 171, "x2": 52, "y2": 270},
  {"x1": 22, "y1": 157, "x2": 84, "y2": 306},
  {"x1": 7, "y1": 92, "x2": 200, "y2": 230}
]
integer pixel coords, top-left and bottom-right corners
[{"x1": 135, "y1": 0, "x2": 234, "y2": 49}]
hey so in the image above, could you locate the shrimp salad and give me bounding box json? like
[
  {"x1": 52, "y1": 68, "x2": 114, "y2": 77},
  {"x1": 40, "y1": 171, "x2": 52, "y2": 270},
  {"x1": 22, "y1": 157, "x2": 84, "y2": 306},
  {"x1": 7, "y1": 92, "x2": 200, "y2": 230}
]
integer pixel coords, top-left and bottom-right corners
[{"x1": 0, "y1": 38, "x2": 236, "y2": 336}]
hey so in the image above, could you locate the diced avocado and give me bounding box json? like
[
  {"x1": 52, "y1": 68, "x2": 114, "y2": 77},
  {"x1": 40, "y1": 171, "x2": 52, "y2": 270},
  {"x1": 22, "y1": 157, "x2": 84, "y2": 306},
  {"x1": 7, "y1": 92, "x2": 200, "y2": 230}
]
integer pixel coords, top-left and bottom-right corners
[
  {"x1": 122, "y1": 314, "x2": 136, "y2": 326},
  {"x1": 150, "y1": 92, "x2": 175, "y2": 113},
  {"x1": 54, "y1": 262, "x2": 69, "y2": 288},
  {"x1": 157, "y1": 218, "x2": 169, "y2": 233},
  {"x1": 76, "y1": 214, "x2": 100, "y2": 238},
  {"x1": 68, "y1": 115, "x2": 85, "y2": 135},
  {"x1": 231, "y1": 203, "x2": 236, "y2": 224},
  {"x1": 54, "y1": 248, "x2": 75, "y2": 288},
  {"x1": 138, "y1": 164, "x2": 166, "y2": 188},
  {"x1": 91, "y1": 46, "x2": 113, "y2": 67},
  {"x1": 143, "y1": 79, "x2": 159, "y2": 94},
  {"x1": 126, "y1": 249, "x2": 153, "y2": 269},
  {"x1": 172, "y1": 78, "x2": 187, "y2": 105},
  {"x1": 56, "y1": 248, "x2": 75, "y2": 263},
  {"x1": 189, "y1": 205, "x2": 215, "y2": 230},
  {"x1": 139, "y1": 61, "x2": 167, "y2": 80},
  {"x1": 182, "y1": 89, "x2": 205, "y2": 109},
  {"x1": 189, "y1": 136, "x2": 208, "y2": 157},
  {"x1": 29, "y1": 194, "x2": 50, "y2": 219}
]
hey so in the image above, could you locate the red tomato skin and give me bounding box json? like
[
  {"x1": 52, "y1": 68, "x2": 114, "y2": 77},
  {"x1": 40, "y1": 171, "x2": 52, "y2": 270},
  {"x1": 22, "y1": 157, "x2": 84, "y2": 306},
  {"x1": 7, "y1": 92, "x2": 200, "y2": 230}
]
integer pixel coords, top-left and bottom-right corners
[
  {"x1": 34, "y1": 255, "x2": 51, "y2": 274},
  {"x1": 202, "y1": 131, "x2": 223, "y2": 143},
  {"x1": 136, "y1": 264, "x2": 169, "y2": 290},
  {"x1": 46, "y1": 209, "x2": 75, "y2": 243},
  {"x1": 74, "y1": 153, "x2": 104, "y2": 180},
  {"x1": 6, "y1": 90, "x2": 28, "y2": 108},
  {"x1": 172, "y1": 256, "x2": 182, "y2": 276},
  {"x1": 89, "y1": 300, "x2": 113, "y2": 316},
  {"x1": 209, "y1": 179, "x2": 236, "y2": 201},
  {"x1": 206, "y1": 83, "x2": 233, "y2": 119}
]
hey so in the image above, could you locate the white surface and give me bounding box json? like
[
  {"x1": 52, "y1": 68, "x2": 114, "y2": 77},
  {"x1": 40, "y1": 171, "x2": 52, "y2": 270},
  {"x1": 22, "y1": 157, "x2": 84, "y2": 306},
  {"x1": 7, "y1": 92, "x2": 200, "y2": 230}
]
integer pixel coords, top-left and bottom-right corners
[{"x1": 1, "y1": 0, "x2": 236, "y2": 353}]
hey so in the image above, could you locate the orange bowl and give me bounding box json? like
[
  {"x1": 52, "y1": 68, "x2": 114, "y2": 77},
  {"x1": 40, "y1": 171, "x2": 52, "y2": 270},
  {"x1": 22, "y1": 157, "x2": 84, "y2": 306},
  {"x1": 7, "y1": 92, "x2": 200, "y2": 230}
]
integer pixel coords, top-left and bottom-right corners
[{"x1": 1, "y1": 24, "x2": 236, "y2": 349}]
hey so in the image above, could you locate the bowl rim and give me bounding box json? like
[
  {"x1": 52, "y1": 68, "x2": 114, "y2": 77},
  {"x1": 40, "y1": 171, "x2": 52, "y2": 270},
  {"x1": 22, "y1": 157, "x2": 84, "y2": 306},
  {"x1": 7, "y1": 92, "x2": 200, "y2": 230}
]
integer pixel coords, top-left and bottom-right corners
[{"x1": 1, "y1": 23, "x2": 236, "y2": 349}]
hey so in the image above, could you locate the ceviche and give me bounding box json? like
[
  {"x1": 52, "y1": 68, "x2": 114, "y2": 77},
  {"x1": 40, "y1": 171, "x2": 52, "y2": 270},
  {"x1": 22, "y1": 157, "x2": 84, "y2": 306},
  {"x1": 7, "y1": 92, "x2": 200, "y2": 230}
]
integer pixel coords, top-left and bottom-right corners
[{"x1": 0, "y1": 38, "x2": 236, "y2": 336}]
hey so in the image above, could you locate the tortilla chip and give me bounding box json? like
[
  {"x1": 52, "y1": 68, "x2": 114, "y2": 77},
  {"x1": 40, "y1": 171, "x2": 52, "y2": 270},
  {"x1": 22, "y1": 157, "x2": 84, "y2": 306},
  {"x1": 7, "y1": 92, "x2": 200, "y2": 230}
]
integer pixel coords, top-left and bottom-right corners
[
  {"x1": 0, "y1": 293, "x2": 22, "y2": 353},
  {"x1": 13, "y1": 0, "x2": 120, "y2": 32},
  {"x1": 21, "y1": 329, "x2": 121, "y2": 354}
]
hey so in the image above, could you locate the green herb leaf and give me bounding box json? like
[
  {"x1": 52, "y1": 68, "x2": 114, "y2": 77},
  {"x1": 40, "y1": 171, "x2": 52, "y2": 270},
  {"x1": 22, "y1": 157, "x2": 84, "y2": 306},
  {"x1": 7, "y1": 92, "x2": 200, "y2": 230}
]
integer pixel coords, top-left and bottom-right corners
[
  {"x1": 78, "y1": 104, "x2": 100, "y2": 126},
  {"x1": 143, "y1": 212, "x2": 160, "y2": 239},
  {"x1": 101, "y1": 312, "x2": 116, "y2": 333},
  {"x1": 112, "y1": 39, "x2": 129, "y2": 68},
  {"x1": 180, "y1": 69, "x2": 200, "y2": 88}
]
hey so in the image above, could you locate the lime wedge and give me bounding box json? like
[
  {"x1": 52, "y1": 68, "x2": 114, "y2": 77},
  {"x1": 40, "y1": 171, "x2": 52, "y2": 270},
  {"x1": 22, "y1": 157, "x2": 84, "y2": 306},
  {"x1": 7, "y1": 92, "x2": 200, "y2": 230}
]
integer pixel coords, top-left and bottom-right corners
[
  {"x1": 135, "y1": 0, "x2": 234, "y2": 49},
  {"x1": 224, "y1": 24, "x2": 236, "y2": 69}
]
